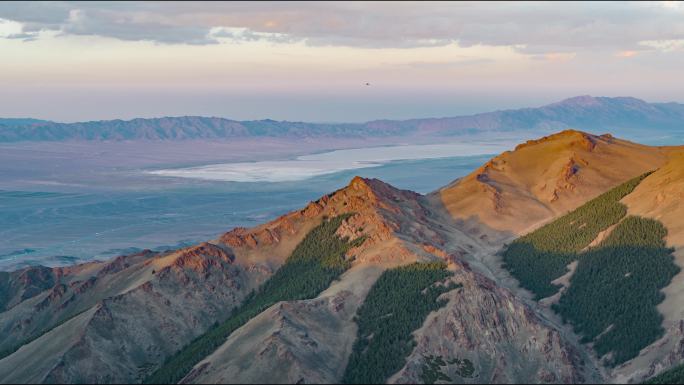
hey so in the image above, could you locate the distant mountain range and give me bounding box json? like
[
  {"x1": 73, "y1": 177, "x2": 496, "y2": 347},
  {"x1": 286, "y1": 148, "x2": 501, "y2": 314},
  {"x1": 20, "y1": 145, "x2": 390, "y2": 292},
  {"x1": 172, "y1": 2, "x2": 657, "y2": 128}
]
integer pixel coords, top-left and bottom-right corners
[{"x1": 1, "y1": 95, "x2": 683, "y2": 142}]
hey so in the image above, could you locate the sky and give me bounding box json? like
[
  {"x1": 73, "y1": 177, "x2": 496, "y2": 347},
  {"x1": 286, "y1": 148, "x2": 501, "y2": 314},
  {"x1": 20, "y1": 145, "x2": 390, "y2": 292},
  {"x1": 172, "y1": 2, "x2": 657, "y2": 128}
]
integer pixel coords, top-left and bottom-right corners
[{"x1": 1, "y1": 1, "x2": 684, "y2": 123}]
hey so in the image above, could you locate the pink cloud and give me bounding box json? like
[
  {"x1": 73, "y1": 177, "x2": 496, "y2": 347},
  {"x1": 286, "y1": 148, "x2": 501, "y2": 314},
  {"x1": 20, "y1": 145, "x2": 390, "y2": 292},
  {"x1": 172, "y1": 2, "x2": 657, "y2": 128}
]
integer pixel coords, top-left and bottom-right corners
[{"x1": 616, "y1": 50, "x2": 638, "y2": 57}]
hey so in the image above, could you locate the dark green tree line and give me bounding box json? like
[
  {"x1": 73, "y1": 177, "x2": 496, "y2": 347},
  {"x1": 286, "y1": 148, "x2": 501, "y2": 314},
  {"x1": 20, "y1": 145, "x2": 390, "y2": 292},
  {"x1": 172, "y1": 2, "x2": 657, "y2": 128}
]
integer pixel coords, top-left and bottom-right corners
[
  {"x1": 644, "y1": 363, "x2": 684, "y2": 384},
  {"x1": 501, "y1": 171, "x2": 679, "y2": 366},
  {"x1": 342, "y1": 262, "x2": 462, "y2": 384},
  {"x1": 554, "y1": 216, "x2": 679, "y2": 366},
  {"x1": 503, "y1": 172, "x2": 651, "y2": 299},
  {"x1": 145, "y1": 214, "x2": 364, "y2": 384}
]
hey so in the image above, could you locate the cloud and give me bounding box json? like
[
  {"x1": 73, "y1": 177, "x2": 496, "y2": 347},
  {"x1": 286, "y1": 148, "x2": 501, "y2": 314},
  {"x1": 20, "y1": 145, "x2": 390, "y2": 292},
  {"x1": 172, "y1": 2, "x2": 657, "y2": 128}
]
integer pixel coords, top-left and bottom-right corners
[
  {"x1": 640, "y1": 39, "x2": 684, "y2": 52},
  {"x1": 403, "y1": 58, "x2": 496, "y2": 69},
  {"x1": 3, "y1": 32, "x2": 38, "y2": 41},
  {"x1": 209, "y1": 27, "x2": 297, "y2": 44},
  {"x1": 660, "y1": 1, "x2": 683, "y2": 10},
  {"x1": 0, "y1": 2, "x2": 220, "y2": 45},
  {"x1": 530, "y1": 52, "x2": 577, "y2": 62},
  {"x1": 0, "y1": 1, "x2": 684, "y2": 56},
  {"x1": 0, "y1": 18, "x2": 23, "y2": 36},
  {"x1": 616, "y1": 50, "x2": 638, "y2": 58}
]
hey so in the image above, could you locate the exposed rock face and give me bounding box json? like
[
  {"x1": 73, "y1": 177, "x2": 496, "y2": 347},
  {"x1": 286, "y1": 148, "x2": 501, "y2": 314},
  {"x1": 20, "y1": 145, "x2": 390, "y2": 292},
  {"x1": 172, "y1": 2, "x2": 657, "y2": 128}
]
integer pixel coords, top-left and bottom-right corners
[
  {"x1": 181, "y1": 265, "x2": 385, "y2": 385},
  {"x1": 0, "y1": 244, "x2": 265, "y2": 383},
  {"x1": 0, "y1": 265, "x2": 56, "y2": 312},
  {"x1": 167, "y1": 242, "x2": 235, "y2": 272},
  {"x1": 391, "y1": 267, "x2": 589, "y2": 384},
  {"x1": 177, "y1": 175, "x2": 475, "y2": 384},
  {"x1": 0, "y1": 175, "x2": 431, "y2": 384},
  {"x1": 0, "y1": 251, "x2": 151, "y2": 356},
  {"x1": 181, "y1": 175, "x2": 594, "y2": 384},
  {"x1": 2, "y1": 130, "x2": 683, "y2": 384}
]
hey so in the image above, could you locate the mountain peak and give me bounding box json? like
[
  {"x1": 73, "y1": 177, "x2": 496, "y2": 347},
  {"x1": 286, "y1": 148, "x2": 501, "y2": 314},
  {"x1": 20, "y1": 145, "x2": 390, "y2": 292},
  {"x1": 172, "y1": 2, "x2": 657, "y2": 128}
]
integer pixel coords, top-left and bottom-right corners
[
  {"x1": 3, "y1": 95, "x2": 684, "y2": 142},
  {"x1": 345, "y1": 176, "x2": 378, "y2": 194},
  {"x1": 551, "y1": 95, "x2": 602, "y2": 107},
  {"x1": 436, "y1": 130, "x2": 668, "y2": 236},
  {"x1": 349, "y1": 175, "x2": 372, "y2": 189},
  {"x1": 513, "y1": 129, "x2": 598, "y2": 152},
  {"x1": 548, "y1": 95, "x2": 652, "y2": 109}
]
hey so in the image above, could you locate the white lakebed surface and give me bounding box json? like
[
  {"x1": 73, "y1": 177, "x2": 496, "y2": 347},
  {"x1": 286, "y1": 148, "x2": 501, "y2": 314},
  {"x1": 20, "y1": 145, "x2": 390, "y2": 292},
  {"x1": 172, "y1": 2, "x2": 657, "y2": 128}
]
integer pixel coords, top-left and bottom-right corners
[
  {"x1": 0, "y1": 139, "x2": 513, "y2": 269},
  {"x1": 147, "y1": 141, "x2": 511, "y2": 182}
]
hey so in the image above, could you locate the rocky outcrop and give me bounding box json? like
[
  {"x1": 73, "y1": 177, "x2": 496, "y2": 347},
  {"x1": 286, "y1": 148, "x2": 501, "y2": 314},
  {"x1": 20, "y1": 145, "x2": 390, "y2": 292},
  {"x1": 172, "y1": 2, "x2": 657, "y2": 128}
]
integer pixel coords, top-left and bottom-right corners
[
  {"x1": 181, "y1": 171, "x2": 595, "y2": 384},
  {"x1": 177, "y1": 175, "x2": 481, "y2": 384},
  {"x1": 2, "y1": 130, "x2": 683, "y2": 385},
  {"x1": 0, "y1": 242, "x2": 264, "y2": 383},
  {"x1": 391, "y1": 267, "x2": 590, "y2": 384},
  {"x1": 0, "y1": 176, "x2": 430, "y2": 384},
  {"x1": 180, "y1": 283, "x2": 367, "y2": 384},
  {"x1": 165, "y1": 243, "x2": 234, "y2": 272},
  {"x1": 0, "y1": 265, "x2": 56, "y2": 312},
  {"x1": 219, "y1": 176, "x2": 449, "y2": 265}
]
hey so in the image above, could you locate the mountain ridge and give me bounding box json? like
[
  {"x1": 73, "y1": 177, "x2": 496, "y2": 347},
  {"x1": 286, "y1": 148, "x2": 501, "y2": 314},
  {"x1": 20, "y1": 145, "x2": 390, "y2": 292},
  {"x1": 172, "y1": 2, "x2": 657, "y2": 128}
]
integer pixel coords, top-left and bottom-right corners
[
  {"x1": 1, "y1": 130, "x2": 683, "y2": 384},
  {"x1": 1, "y1": 96, "x2": 683, "y2": 142},
  {"x1": 432, "y1": 129, "x2": 668, "y2": 240}
]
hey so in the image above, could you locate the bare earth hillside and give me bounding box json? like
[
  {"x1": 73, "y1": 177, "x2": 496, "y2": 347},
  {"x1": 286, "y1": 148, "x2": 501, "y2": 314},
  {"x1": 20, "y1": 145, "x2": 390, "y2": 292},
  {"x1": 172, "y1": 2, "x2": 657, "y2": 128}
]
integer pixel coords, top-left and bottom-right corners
[
  {"x1": 433, "y1": 130, "x2": 667, "y2": 239},
  {"x1": 1, "y1": 130, "x2": 684, "y2": 384}
]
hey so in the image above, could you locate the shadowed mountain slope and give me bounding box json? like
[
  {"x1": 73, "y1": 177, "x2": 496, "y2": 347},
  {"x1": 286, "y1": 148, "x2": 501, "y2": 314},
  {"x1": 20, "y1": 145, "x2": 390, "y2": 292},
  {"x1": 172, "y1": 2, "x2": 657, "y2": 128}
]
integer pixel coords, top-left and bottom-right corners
[{"x1": 1, "y1": 130, "x2": 684, "y2": 384}]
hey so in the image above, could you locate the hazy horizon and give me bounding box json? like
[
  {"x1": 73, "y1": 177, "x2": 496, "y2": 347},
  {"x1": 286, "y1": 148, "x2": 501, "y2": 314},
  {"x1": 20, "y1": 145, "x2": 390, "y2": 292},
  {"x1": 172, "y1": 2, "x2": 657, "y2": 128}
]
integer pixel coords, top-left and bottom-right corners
[
  {"x1": 3, "y1": 94, "x2": 683, "y2": 125},
  {"x1": 2, "y1": 4, "x2": 684, "y2": 385},
  {"x1": 2, "y1": 1, "x2": 684, "y2": 122}
]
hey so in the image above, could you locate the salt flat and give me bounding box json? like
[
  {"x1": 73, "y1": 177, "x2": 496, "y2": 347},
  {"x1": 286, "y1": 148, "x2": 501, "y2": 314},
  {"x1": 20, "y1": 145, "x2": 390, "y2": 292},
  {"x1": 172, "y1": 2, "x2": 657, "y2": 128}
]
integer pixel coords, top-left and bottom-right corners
[{"x1": 147, "y1": 141, "x2": 511, "y2": 183}]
